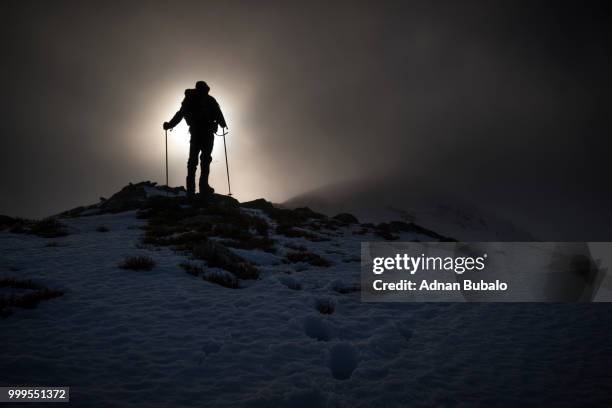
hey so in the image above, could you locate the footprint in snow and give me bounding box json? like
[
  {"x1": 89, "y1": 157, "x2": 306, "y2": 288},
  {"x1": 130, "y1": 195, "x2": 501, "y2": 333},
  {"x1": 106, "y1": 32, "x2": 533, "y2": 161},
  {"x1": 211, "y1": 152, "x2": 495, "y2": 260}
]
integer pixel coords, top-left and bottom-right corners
[
  {"x1": 303, "y1": 315, "x2": 333, "y2": 341},
  {"x1": 314, "y1": 297, "x2": 335, "y2": 315},
  {"x1": 328, "y1": 342, "x2": 359, "y2": 380},
  {"x1": 395, "y1": 320, "x2": 414, "y2": 342},
  {"x1": 278, "y1": 275, "x2": 302, "y2": 290},
  {"x1": 198, "y1": 338, "x2": 222, "y2": 364}
]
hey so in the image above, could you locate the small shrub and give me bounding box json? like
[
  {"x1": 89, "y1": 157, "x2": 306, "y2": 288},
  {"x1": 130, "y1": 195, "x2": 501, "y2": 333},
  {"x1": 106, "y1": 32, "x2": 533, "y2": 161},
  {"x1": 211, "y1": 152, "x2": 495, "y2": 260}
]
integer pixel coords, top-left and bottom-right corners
[
  {"x1": 0, "y1": 278, "x2": 43, "y2": 290},
  {"x1": 180, "y1": 262, "x2": 203, "y2": 277},
  {"x1": 193, "y1": 241, "x2": 260, "y2": 280},
  {"x1": 285, "y1": 242, "x2": 307, "y2": 252},
  {"x1": 0, "y1": 278, "x2": 64, "y2": 317},
  {"x1": 10, "y1": 217, "x2": 69, "y2": 238},
  {"x1": 143, "y1": 230, "x2": 208, "y2": 249},
  {"x1": 119, "y1": 255, "x2": 155, "y2": 271},
  {"x1": 276, "y1": 224, "x2": 316, "y2": 239},
  {"x1": 250, "y1": 216, "x2": 269, "y2": 236},
  {"x1": 275, "y1": 224, "x2": 297, "y2": 237},
  {"x1": 332, "y1": 280, "x2": 361, "y2": 294},
  {"x1": 202, "y1": 270, "x2": 239, "y2": 289},
  {"x1": 96, "y1": 225, "x2": 110, "y2": 232},
  {"x1": 180, "y1": 262, "x2": 239, "y2": 288},
  {"x1": 9, "y1": 289, "x2": 64, "y2": 309},
  {"x1": 229, "y1": 261, "x2": 259, "y2": 280},
  {"x1": 144, "y1": 224, "x2": 186, "y2": 240},
  {"x1": 211, "y1": 223, "x2": 252, "y2": 240},
  {"x1": 28, "y1": 218, "x2": 69, "y2": 238},
  {"x1": 285, "y1": 251, "x2": 331, "y2": 267},
  {"x1": 221, "y1": 236, "x2": 276, "y2": 252}
]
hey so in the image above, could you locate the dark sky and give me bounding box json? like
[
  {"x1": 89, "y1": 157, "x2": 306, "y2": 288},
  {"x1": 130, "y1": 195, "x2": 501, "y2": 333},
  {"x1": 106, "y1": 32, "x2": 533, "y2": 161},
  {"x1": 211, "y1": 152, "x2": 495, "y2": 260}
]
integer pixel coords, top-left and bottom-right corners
[{"x1": 2, "y1": 1, "x2": 612, "y2": 239}]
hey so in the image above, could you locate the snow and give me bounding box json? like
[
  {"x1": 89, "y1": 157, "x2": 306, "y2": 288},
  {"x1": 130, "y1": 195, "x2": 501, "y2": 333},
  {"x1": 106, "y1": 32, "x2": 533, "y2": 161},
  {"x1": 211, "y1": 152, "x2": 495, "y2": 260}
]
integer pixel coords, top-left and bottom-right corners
[
  {"x1": 328, "y1": 343, "x2": 360, "y2": 380},
  {"x1": 284, "y1": 180, "x2": 536, "y2": 241},
  {"x1": 1, "y1": 194, "x2": 612, "y2": 406}
]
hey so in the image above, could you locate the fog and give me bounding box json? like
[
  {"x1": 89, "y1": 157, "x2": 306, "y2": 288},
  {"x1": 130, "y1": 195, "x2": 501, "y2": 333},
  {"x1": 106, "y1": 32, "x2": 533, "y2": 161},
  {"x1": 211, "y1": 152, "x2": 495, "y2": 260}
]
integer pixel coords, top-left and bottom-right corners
[{"x1": 2, "y1": 1, "x2": 611, "y2": 238}]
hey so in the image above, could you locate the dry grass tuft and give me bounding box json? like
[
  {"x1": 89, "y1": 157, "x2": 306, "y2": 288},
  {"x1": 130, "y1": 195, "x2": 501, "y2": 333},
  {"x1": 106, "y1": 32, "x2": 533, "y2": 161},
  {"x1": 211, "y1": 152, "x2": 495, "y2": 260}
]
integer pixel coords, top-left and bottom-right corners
[
  {"x1": 10, "y1": 217, "x2": 69, "y2": 238},
  {"x1": 0, "y1": 278, "x2": 64, "y2": 318},
  {"x1": 119, "y1": 256, "x2": 155, "y2": 271}
]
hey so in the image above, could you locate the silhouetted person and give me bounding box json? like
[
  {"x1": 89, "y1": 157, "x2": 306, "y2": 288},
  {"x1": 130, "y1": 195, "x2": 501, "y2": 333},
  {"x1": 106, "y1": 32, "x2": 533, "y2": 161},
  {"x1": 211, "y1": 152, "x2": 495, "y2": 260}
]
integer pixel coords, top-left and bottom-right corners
[{"x1": 164, "y1": 81, "x2": 227, "y2": 197}]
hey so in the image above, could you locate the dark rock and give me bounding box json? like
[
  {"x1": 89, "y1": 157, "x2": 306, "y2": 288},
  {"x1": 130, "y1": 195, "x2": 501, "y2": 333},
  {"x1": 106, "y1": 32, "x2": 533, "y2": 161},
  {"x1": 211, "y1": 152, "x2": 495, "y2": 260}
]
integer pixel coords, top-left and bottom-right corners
[
  {"x1": 202, "y1": 193, "x2": 240, "y2": 209},
  {"x1": 373, "y1": 223, "x2": 399, "y2": 240},
  {"x1": 59, "y1": 205, "x2": 90, "y2": 218},
  {"x1": 292, "y1": 207, "x2": 326, "y2": 220},
  {"x1": 333, "y1": 213, "x2": 359, "y2": 224},
  {"x1": 158, "y1": 184, "x2": 187, "y2": 196},
  {"x1": 374, "y1": 221, "x2": 455, "y2": 242},
  {"x1": 240, "y1": 198, "x2": 276, "y2": 212},
  {"x1": 0, "y1": 215, "x2": 15, "y2": 230},
  {"x1": 99, "y1": 181, "x2": 151, "y2": 213},
  {"x1": 285, "y1": 251, "x2": 331, "y2": 267},
  {"x1": 242, "y1": 200, "x2": 327, "y2": 228}
]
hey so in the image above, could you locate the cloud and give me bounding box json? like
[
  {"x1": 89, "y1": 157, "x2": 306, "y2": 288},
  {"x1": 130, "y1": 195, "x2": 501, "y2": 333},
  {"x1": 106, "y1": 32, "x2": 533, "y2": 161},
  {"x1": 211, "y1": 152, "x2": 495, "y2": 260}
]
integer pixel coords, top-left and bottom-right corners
[{"x1": 1, "y1": 1, "x2": 611, "y2": 239}]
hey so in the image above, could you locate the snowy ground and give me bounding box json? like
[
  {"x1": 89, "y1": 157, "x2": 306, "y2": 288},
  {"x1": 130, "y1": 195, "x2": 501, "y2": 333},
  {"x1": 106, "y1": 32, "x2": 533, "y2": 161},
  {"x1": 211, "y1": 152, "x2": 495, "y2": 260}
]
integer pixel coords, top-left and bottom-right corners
[{"x1": 1, "y1": 195, "x2": 612, "y2": 407}]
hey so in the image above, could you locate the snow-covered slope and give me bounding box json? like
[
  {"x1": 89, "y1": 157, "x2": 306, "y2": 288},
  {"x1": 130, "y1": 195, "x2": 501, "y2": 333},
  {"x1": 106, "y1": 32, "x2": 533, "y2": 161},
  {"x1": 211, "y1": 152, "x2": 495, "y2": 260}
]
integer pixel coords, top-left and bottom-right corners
[
  {"x1": 1, "y1": 182, "x2": 611, "y2": 407},
  {"x1": 285, "y1": 179, "x2": 535, "y2": 241}
]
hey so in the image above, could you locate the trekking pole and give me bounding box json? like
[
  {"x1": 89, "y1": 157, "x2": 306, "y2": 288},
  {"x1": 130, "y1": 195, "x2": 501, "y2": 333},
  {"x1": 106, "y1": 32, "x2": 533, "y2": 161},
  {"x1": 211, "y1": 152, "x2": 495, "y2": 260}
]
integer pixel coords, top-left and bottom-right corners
[
  {"x1": 216, "y1": 127, "x2": 232, "y2": 196},
  {"x1": 222, "y1": 128, "x2": 232, "y2": 196},
  {"x1": 165, "y1": 129, "x2": 169, "y2": 187}
]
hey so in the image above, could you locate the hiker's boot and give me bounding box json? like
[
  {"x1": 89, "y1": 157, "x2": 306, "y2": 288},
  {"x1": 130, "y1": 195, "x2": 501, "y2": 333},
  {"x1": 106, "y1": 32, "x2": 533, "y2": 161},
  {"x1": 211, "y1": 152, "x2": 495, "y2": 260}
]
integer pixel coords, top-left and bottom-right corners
[
  {"x1": 199, "y1": 163, "x2": 213, "y2": 195},
  {"x1": 201, "y1": 185, "x2": 215, "y2": 195},
  {"x1": 198, "y1": 175, "x2": 215, "y2": 196}
]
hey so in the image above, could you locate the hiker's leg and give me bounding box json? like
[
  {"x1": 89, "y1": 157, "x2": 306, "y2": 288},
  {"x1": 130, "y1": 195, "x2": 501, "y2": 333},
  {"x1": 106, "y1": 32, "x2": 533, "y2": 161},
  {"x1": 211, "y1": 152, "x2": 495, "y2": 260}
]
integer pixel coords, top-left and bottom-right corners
[
  {"x1": 199, "y1": 132, "x2": 215, "y2": 193},
  {"x1": 186, "y1": 138, "x2": 201, "y2": 197}
]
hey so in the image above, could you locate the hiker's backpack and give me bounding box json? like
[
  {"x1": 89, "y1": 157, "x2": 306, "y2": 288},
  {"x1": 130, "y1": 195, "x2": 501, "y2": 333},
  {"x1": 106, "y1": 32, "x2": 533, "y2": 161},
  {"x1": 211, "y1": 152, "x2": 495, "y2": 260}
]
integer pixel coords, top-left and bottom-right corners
[{"x1": 182, "y1": 89, "x2": 218, "y2": 131}]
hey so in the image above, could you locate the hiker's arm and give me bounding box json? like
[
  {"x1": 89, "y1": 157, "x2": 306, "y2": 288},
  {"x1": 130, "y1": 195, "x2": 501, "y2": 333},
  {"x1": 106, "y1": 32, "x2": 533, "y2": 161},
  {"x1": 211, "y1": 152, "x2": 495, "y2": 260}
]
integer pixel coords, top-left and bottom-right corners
[
  {"x1": 215, "y1": 101, "x2": 227, "y2": 128},
  {"x1": 164, "y1": 109, "x2": 184, "y2": 130}
]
